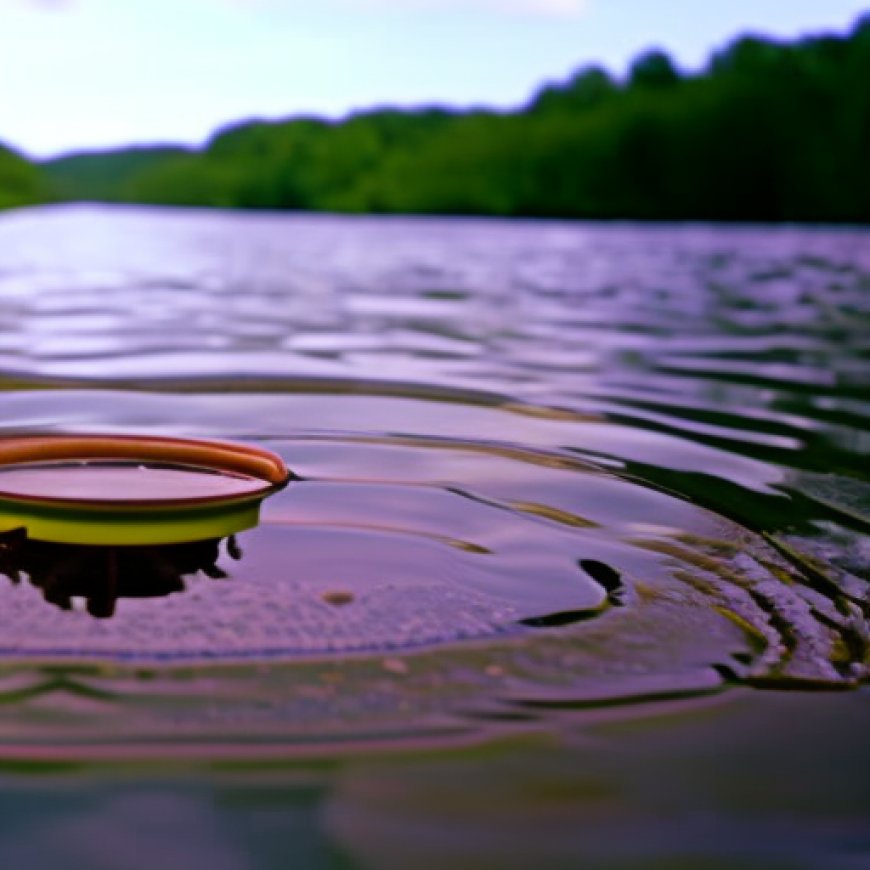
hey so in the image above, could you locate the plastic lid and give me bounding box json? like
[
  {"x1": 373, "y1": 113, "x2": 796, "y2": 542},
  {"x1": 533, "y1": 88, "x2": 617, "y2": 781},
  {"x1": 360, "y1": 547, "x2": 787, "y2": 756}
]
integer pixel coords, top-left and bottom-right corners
[{"x1": 0, "y1": 434, "x2": 290, "y2": 545}]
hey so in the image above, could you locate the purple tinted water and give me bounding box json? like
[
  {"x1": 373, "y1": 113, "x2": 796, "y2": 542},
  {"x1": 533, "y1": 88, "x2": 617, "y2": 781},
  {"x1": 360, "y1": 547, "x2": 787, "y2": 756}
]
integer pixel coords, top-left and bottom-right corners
[
  {"x1": 0, "y1": 205, "x2": 867, "y2": 867},
  {"x1": 0, "y1": 462, "x2": 268, "y2": 501}
]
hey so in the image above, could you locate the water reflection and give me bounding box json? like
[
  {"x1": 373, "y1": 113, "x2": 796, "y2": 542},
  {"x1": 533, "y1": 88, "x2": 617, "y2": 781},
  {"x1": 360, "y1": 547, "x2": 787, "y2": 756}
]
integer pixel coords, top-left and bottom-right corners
[{"x1": 0, "y1": 527, "x2": 240, "y2": 618}]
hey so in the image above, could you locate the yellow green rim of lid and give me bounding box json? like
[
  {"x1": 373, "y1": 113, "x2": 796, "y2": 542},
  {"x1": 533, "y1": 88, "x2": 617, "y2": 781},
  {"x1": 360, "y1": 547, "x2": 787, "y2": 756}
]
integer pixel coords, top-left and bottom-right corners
[{"x1": 0, "y1": 434, "x2": 290, "y2": 546}]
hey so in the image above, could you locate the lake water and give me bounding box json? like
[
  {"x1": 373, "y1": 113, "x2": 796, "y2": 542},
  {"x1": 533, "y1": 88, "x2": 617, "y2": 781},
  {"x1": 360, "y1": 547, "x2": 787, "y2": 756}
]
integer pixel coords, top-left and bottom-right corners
[{"x1": 0, "y1": 205, "x2": 868, "y2": 868}]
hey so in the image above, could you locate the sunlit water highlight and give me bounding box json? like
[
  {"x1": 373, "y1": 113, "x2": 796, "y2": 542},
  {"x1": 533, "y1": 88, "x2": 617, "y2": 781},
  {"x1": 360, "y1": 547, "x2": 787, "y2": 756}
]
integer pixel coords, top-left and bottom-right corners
[{"x1": 0, "y1": 204, "x2": 867, "y2": 753}]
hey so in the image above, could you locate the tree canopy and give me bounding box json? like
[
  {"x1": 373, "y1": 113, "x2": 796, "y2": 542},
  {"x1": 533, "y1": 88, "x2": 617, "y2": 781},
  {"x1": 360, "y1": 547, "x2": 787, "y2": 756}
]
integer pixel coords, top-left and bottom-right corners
[
  {"x1": 2, "y1": 15, "x2": 869, "y2": 224},
  {"x1": 0, "y1": 142, "x2": 44, "y2": 210}
]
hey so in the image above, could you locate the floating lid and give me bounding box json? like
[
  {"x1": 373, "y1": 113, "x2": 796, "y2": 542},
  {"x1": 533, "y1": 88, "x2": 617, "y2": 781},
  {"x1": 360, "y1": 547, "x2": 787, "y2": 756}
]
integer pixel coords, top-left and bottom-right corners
[{"x1": 0, "y1": 434, "x2": 290, "y2": 545}]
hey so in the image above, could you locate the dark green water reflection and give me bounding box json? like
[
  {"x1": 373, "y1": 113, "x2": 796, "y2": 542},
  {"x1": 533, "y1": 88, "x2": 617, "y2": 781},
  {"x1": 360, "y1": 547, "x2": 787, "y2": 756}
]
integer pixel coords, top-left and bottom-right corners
[{"x1": 1, "y1": 691, "x2": 868, "y2": 869}]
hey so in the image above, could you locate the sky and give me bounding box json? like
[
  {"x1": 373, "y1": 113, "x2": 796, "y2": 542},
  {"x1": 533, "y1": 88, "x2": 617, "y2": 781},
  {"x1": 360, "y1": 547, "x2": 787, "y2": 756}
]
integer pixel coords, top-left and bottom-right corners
[{"x1": 1, "y1": 0, "x2": 868, "y2": 158}]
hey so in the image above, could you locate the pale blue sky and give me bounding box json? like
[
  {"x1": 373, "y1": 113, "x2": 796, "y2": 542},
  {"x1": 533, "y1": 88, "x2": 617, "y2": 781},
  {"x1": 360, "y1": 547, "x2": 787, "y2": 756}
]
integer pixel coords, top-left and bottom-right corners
[{"x1": 2, "y1": 0, "x2": 867, "y2": 157}]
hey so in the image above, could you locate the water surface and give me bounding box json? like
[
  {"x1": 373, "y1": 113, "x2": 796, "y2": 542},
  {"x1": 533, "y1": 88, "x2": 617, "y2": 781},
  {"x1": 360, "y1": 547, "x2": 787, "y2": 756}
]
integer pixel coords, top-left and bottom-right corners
[{"x1": 0, "y1": 205, "x2": 868, "y2": 866}]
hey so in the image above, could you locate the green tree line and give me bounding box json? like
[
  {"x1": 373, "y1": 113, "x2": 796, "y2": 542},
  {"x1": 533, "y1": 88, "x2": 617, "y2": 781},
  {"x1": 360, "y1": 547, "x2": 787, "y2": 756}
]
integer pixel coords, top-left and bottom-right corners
[
  {"x1": 0, "y1": 142, "x2": 45, "y2": 210},
  {"x1": 4, "y1": 14, "x2": 870, "y2": 222}
]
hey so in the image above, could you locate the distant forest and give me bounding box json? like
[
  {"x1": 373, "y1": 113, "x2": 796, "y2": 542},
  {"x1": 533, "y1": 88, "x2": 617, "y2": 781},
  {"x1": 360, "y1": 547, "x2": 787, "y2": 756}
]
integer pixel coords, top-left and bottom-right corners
[{"x1": 3, "y1": 14, "x2": 870, "y2": 222}]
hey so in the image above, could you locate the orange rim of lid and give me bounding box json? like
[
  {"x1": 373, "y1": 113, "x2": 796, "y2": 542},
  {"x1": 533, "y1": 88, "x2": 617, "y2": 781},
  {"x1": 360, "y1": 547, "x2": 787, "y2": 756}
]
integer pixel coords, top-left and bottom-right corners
[
  {"x1": 0, "y1": 433, "x2": 288, "y2": 498},
  {"x1": 0, "y1": 434, "x2": 291, "y2": 545}
]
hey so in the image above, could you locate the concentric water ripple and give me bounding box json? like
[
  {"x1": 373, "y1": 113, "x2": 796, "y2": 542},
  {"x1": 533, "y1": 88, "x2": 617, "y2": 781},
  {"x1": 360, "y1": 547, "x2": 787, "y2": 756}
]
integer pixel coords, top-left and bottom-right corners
[{"x1": 0, "y1": 206, "x2": 867, "y2": 753}]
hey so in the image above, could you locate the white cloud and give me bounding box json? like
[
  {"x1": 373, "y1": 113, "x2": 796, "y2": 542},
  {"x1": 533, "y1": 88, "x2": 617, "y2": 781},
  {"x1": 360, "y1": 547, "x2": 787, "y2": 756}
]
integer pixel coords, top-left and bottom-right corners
[
  {"x1": 338, "y1": 0, "x2": 590, "y2": 14},
  {"x1": 455, "y1": 0, "x2": 590, "y2": 14},
  {"x1": 5, "y1": 0, "x2": 74, "y2": 8},
  {"x1": 228, "y1": 0, "x2": 592, "y2": 18},
  {"x1": 4, "y1": 0, "x2": 591, "y2": 17}
]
